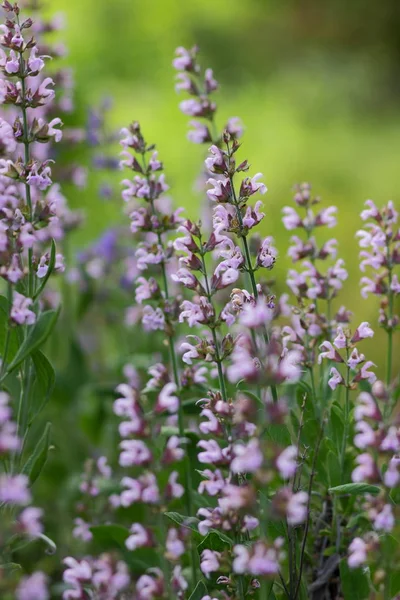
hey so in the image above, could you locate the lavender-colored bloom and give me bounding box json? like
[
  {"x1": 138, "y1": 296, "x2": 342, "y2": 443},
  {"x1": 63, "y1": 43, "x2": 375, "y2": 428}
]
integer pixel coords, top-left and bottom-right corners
[
  {"x1": 351, "y1": 321, "x2": 374, "y2": 343},
  {"x1": 72, "y1": 517, "x2": 93, "y2": 542},
  {"x1": 352, "y1": 453, "x2": 377, "y2": 482},
  {"x1": 156, "y1": 382, "x2": 179, "y2": 414},
  {"x1": 126, "y1": 523, "x2": 152, "y2": 551},
  {"x1": 0, "y1": 474, "x2": 31, "y2": 505},
  {"x1": 328, "y1": 367, "x2": 344, "y2": 390},
  {"x1": 200, "y1": 549, "x2": 221, "y2": 578},
  {"x1": 16, "y1": 572, "x2": 49, "y2": 600},
  {"x1": 276, "y1": 445, "x2": 297, "y2": 479},
  {"x1": 348, "y1": 537, "x2": 368, "y2": 568},
  {"x1": 231, "y1": 439, "x2": 263, "y2": 473},
  {"x1": 287, "y1": 491, "x2": 308, "y2": 525},
  {"x1": 11, "y1": 292, "x2": 36, "y2": 326},
  {"x1": 119, "y1": 440, "x2": 152, "y2": 467},
  {"x1": 18, "y1": 507, "x2": 43, "y2": 536}
]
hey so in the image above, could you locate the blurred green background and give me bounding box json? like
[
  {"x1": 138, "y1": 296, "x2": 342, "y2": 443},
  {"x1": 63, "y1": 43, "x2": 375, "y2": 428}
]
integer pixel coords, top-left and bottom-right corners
[{"x1": 49, "y1": 0, "x2": 399, "y2": 361}]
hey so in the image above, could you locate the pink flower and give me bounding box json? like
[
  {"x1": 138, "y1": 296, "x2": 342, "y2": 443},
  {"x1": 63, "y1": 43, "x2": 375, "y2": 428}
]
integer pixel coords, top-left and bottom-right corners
[
  {"x1": 256, "y1": 236, "x2": 277, "y2": 269},
  {"x1": 239, "y1": 298, "x2": 273, "y2": 328},
  {"x1": 360, "y1": 199, "x2": 380, "y2": 221},
  {"x1": 125, "y1": 523, "x2": 152, "y2": 551},
  {"x1": 282, "y1": 206, "x2": 302, "y2": 230},
  {"x1": 181, "y1": 341, "x2": 199, "y2": 365},
  {"x1": 318, "y1": 341, "x2": 343, "y2": 364},
  {"x1": 351, "y1": 321, "x2": 374, "y2": 343},
  {"x1": 348, "y1": 537, "x2": 368, "y2": 568},
  {"x1": 315, "y1": 206, "x2": 337, "y2": 228},
  {"x1": 11, "y1": 292, "x2": 36, "y2": 326},
  {"x1": 187, "y1": 120, "x2": 211, "y2": 144},
  {"x1": 0, "y1": 474, "x2": 31, "y2": 505},
  {"x1": 380, "y1": 426, "x2": 400, "y2": 452},
  {"x1": 156, "y1": 382, "x2": 179, "y2": 414},
  {"x1": 354, "y1": 361, "x2": 377, "y2": 385},
  {"x1": 166, "y1": 528, "x2": 185, "y2": 559},
  {"x1": 231, "y1": 439, "x2": 263, "y2": 473},
  {"x1": 198, "y1": 469, "x2": 225, "y2": 496},
  {"x1": 166, "y1": 471, "x2": 184, "y2": 499},
  {"x1": 328, "y1": 367, "x2": 344, "y2": 390},
  {"x1": 384, "y1": 457, "x2": 400, "y2": 487},
  {"x1": 354, "y1": 392, "x2": 381, "y2": 422},
  {"x1": 240, "y1": 173, "x2": 267, "y2": 197},
  {"x1": 333, "y1": 326, "x2": 347, "y2": 349},
  {"x1": 141, "y1": 306, "x2": 165, "y2": 331},
  {"x1": 200, "y1": 549, "x2": 221, "y2": 578},
  {"x1": 354, "y1": 421, "x2": 376, "y2": 449},
  {"x1": 72, "y1": 518, "x2": 93, "y2": 542},
  {"x1": 352, "y1": 453, "x2": 377, "y2": 482},
  {"x1": 287, "y1": 491, "x2": 308, "y2": 525},
  {"x1": 18, "y1": 507, "x2": 43, "y2": 536},
  {"x1": 372, "y1": 504, "x2": 394, "y2": 532},
  {"x1": 276, "y1": 446, "x2": 297, "y2": 479},
  {"x1": 119, "y1": 440, "x2": 152, "y2": 467},
  {"x1": 16, "y1": 571, "x2": 49, "y2": 600}
]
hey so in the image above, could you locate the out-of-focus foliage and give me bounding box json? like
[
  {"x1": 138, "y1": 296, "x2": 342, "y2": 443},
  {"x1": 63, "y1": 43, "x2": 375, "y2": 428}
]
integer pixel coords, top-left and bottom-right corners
[{"x1": 47, "y1": 0, "x2": 399, "y2": 359}]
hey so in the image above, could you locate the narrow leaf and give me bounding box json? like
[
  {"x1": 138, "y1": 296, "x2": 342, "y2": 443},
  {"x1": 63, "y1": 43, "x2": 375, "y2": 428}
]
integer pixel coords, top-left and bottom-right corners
[
  {"x1": 7, "y1": 309, "x2": 60, "y2": 374},
  {"x1": 339, "y1": 558, "x2": 370, "y2": 600},
  {"x1": 21, "y1": 422, "x2": 51, "y2": 484},
  {"x1": 189, "y1": 581, "x2": 208, "y2": 600},
  {"x1": 329, "y1": 483, "x2": 380, "y2": 496},
  {"x1": 29, "y1": 351, "x2": 55, "y2": 423}
]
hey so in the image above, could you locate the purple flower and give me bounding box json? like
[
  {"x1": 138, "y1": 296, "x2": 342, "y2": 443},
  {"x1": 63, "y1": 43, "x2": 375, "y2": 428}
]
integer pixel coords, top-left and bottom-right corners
[
  {"x1": 0, "y1": 474, "x2": 31, "y2": 505},
  {"x1": 318, "y1": 341, "x2": 343, "y2": 364},
  {"x1": 348, "y1": 537, "x2": 368, "y2": 568},
  {"x1": 200, "y1": 549, "x2": 221, "y2": 578},
  {"x1": 166, "y1": 528, "x2": 185, "y2": 559},
  {"x1": 315, "y1": 206, "x2": 337, "y2": 228},
  {"x1": 256, "y1": 236, "x2": 277, "y2": 269},
  {"x1": 231, "y1": 439, "x2": 263, "y2": 473},
  {"x1": 72, "y1": 518, "x2": 93, "y2": 542},
  {"x1": 156, "y1": 382, "x2": 179, "y2": 414},
  {"x1": 328, "y1": 367, "x2": 344, "y2": 390},
  {"x1": 351, "y1": 321, "x2": 374, "y2": 343},
  {"x1": 16, "y1": 572, "x2": 49, "y2": 600},
  {"x1": 352, "y1": 453, "x2": 377, "y2": 482},
  {"x1": 119, "y1": 440, "x2": 152, "y2": 467},
  {"x1": 333, "y1": 326, "x2": 347, "y2": 349},
  {"x1": 125, "y1": 523, "x2": 152, "y2": 551},
  {"x1": 282, "y1": 206, "x2": 302, "y2": 230},
  {"x1": 142, "y1": 306, "x2": 165, "y2": 331},
  {"x1": 276, "y1": 445, "x2": 297, "y2": 479},
  {"x1": 287, "y1": 491, "x2": 308, "y2": 525},
  {"x1": 187, "y1": 120, "x2": 211, "y2": 144},
  {"x1": 11, "y1": 292, "x2": 36, "y2": 326},
  {"x1": 18, "y1": 507, "x2": 43, "y2": 536},
  {"x1": 240, "y1": 173, "x2": 267, "y2": 197}
]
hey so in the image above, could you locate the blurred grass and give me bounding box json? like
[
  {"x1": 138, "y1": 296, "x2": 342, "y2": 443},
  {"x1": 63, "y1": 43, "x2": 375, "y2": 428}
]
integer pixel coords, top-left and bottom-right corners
[{"x1": 46, "y1": 0, "x2": 399, "y2": 369}]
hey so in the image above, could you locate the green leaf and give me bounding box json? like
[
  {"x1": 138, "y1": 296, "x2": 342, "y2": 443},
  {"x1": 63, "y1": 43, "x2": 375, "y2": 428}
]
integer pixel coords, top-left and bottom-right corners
[
  {"x1": 329, "y1": 483, "x2": 380, "y2": 496},
  {"x1": 90, "y1": 524, "x2": 129, "y2": 549},
  {"x1": 189, "y1": 581, "x2": 208, "y2": 600},
  {"x1": 29, "y1": 351, "x2": 55, "y2": 423},
  {"x1": 197, "y1": 531, "x2": 232, "y2": 554},
  {"x1": 7, "y1": 309, "x2": 60, "y2": 374},
  {"x1": 327, "y1": 451, "x2": 342, "y2": 488},
  {"x1": 21, "y1": 422, "x2": 51, "y2": 484},
  {"x1": 33, "y1": 239, "x2": 56, "y2": 301},
  {"x1": 339, "y1": 558, "x2": 370, "y2": 600},
  {"x1": 164, "y1": 512, "x2": 201, "y2": 537},
  {"x1": 0, "y1": 295, "x2": 21, "y2": 364}
]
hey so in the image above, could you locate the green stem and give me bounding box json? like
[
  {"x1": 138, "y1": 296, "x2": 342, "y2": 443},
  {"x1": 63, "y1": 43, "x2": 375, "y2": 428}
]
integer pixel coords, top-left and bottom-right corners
[
  {"x1": 147, "y1": 181, "x2": 198, "y2": 584},
  {"x1": 18, "y1": 47, "x2": 34, "y2": 299},
  {"x1": 228, "y1": 171, "x2": 278, "y2": 403},
  {"x1": 340, "y1": 355, "x2": 351, "y2": 483},
  {"x1": 0, "y1": 282, "x2": 13, "y2": 378}
]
